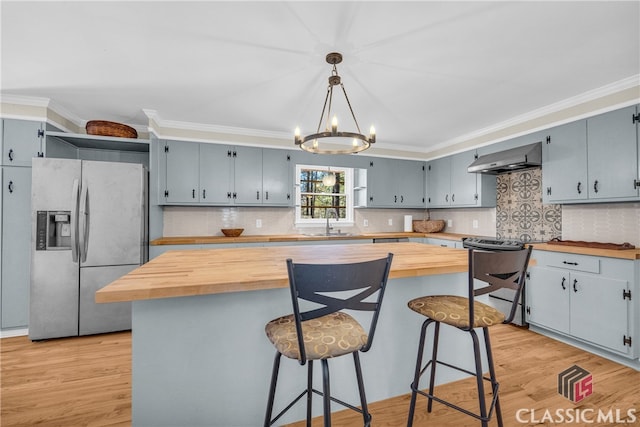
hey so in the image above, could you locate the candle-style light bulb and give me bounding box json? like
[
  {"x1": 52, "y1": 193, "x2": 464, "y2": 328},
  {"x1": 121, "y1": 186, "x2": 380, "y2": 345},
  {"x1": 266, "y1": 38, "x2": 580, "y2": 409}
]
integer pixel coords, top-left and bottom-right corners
[
  {"x1": 369, "y1": 125, "x2": 376, "y2": 143},
  {"x1": 352, "y1": 138, "x2": 359, "y2": 147},
  {"x1": 331, "y1": 116, "x2": 338, "y2": 133},
  {"x1": 294, "y1": 126, "x2": 301, "y2": 144}
]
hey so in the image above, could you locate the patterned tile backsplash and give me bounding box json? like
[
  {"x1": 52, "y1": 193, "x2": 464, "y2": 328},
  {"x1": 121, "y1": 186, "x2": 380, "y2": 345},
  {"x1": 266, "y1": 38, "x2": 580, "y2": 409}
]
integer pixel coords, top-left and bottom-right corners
[{"x1": 496, "y1": 168, "x2": 562, "y2": 242}]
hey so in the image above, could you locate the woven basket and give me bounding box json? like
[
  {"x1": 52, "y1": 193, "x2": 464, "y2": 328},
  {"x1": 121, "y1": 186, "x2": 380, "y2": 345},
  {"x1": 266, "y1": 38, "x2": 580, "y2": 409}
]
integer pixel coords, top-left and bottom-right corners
[
  {"x1": 413, "y1": 220, "x2": 445, "y2": 233},
  {"x1": 221, "y1": 228, "x2": 244, "y2": 237},
  {"x1": 86, "y1": 120, "x2": 138, "y2": 139}
]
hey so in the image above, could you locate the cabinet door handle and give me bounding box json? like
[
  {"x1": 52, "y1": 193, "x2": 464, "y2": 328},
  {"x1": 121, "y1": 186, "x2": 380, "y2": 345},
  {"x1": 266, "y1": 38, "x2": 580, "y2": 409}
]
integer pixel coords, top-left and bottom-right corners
[
  {"x1": 256, "y1": 190, "x2": 260, "y2": 200},
  {"x1": 202, "y1": 189, "x2": 206, "y2": 199},
  {"x1": 562, "y1": 261, "x2": 578, "y2": 266},
  {"x1": 561, "y1": 277, "x2": 566, "y2": 290},
  {"x1": 192, "y1": 189, "x2": 196, "y2": 199},
  {"x1": 593, "y1": 180, "x2": 599, "y2": 193},
  {"x1": 401, "y1": 195, "x2": 404, "y2": 203},
  {"x1": 445, "y1": 194, "x2": 449, "y2": 202},
  {"x1": 452, "y1": 194, "x2": 455, "y2": 202},
  {"x1": 265, "y1": 191, "x2": 269, "y2": 200},
  {"x1": 8, "y1": 149, "x2": 14, "y2": 162},
  {"x1": 577, "y1": 182, "x2": 582, "y2": 194},
  {"x1": 394, "y1": 195, "x2": 397, "y2": 203},
  {"x1": 227, "y1": 192, "x2": 232, "y2": 199},
  {"x1": 7, "y1": 180, "x2": 14, "y2": 193},
  {"x1": 573, "y1": 279, "x2": 578, "y2": 293},
  {"x1": 233, "y1": 192, "x2": 237, "y2": 199}
]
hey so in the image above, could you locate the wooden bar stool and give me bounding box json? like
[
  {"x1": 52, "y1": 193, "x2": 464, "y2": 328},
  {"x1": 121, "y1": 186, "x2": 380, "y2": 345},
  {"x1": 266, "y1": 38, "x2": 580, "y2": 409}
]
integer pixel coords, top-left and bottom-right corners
[
  {"x1": 263, "y1": 254, "x2": 393, "y2": 427},
  {"x1": 406, "y1": 247, "x2": 532, "y2": 427}
]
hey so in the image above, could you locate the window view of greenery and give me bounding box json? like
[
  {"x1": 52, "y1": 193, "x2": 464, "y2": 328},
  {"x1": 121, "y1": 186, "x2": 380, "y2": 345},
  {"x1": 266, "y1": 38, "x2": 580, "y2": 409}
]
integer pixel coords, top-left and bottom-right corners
[{"x1": 299, "y1": 168, "x2": 347, "y2": 220}]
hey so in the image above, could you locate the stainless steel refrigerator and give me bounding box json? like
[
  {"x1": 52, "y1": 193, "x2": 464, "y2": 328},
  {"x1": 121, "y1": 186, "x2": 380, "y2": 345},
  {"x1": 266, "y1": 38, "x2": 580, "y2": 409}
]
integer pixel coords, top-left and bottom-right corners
[{"x1": 29, "y1": 158, "x2": 148, "y2": 340}]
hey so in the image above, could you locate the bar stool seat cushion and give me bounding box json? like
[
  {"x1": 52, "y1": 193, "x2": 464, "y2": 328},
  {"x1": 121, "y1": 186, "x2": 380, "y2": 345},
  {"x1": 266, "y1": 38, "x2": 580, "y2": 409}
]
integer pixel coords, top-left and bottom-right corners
[
  {"x1": 408, "y1": 295, "x2": 505, "y2": 329},
  {"x1": 265, "y1": 312, "x2": 368, "y2": 361}
]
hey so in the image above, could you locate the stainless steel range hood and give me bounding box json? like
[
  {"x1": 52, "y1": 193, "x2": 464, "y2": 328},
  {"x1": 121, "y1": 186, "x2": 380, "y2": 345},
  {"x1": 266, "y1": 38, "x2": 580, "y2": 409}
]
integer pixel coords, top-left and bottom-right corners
[{"x1": 467, "y1": 142, "x2": 542, "y2": 175}]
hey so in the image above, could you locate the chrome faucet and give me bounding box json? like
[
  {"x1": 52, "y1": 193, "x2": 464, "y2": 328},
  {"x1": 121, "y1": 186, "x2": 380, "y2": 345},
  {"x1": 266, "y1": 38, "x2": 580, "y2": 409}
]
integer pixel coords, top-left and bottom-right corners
[{"x1": 326, "y1": 208, "x2": 338, "y2": 235}]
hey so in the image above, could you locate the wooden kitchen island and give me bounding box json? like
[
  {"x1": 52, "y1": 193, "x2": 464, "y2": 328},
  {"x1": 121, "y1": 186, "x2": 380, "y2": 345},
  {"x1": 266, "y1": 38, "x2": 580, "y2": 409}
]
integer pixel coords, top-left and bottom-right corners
[{"x1": 97, "y1": 242, "x2": 475, "y2": 426}]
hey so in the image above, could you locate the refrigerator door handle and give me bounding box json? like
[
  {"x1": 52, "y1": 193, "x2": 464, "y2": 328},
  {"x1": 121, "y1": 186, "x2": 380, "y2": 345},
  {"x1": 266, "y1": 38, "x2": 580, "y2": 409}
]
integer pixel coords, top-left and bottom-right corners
[
  {"x1": 71, "y1": 179, "x2": 80, "y2": 262},
  {"x1": 79, "y1": 180, "x2": 90, "y2": 263}
]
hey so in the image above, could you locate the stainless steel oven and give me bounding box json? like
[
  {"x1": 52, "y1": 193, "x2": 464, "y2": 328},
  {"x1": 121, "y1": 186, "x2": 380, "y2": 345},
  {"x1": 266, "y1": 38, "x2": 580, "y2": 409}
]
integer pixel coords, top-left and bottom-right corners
[{"x1": 462, "y1": 237, "x2": 527, "y2": 326}]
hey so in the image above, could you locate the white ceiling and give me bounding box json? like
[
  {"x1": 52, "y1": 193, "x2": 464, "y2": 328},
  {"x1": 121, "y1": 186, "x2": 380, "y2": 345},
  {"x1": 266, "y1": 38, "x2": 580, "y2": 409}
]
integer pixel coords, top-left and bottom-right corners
[{"x1": 1, "y1": 1, "x2": 639, "y2": 154}]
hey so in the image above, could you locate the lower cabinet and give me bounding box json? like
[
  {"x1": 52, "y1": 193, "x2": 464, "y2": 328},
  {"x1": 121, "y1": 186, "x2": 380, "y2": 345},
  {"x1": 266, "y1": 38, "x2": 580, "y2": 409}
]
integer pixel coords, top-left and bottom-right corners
[
  {"x1": 526, "y1": 250, "x2": 637, "y2": 359},
  {"x1": 424, "y1": 237, "x2": 463, "y2": 248}
]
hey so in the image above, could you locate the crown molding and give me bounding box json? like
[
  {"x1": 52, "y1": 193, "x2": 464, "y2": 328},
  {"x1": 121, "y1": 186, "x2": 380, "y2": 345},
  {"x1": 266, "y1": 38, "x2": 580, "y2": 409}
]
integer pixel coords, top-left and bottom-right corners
[
  {"x1": 143, "y1": 109, "x2": 291, "y2": 140},
  {"x1": 425, "y1": 74, "x2": 640, "y2": 155}
]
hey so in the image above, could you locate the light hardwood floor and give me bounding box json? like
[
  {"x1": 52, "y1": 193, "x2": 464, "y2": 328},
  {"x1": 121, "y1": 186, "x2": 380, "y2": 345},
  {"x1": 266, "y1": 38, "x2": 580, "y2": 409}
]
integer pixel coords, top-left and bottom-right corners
[{"x1": 1, "y1": 325, "x2": 639, "y2": 426}]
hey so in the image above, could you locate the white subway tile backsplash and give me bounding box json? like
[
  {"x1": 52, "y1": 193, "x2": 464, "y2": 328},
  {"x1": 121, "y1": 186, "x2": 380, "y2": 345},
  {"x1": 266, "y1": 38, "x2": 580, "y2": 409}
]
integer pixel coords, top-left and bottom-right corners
[{"x1": 562, "y1": 203, "x2": 640, "y2": 246}]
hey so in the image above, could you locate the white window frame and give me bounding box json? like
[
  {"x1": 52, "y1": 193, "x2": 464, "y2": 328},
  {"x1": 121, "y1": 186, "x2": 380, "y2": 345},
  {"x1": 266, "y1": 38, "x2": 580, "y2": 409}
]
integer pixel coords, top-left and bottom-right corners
[{"x1": 295, "y1": 164, "x2": 354, "y2": 227}]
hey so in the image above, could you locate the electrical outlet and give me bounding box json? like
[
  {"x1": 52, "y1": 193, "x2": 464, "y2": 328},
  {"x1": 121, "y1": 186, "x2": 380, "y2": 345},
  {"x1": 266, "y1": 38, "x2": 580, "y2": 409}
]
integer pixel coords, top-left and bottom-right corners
[
  {"x1": 388, "y1": 218, "x2": 393, "y2": 226},
  {"x1": 363, "y1": 219, "x2": 369, "y2": 227},
  {"x1": 447, "y1": 219, "x2": 453, "y2": 228},
  {"x1": 256, "y1": 219, "x2": 262, "y2": 228},
  {"x1": 472, "y1": 219, "x2": 478, "y2": 229}
]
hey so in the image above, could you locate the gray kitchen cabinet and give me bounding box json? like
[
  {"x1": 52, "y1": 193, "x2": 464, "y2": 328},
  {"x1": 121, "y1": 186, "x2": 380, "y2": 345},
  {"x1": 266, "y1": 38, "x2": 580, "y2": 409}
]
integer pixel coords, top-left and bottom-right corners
[
  {"x1": 526, "y1": 250, "x2": 637, "y2": 359},
  {"x1": 162, "y1": 140, "x2": 233, "y2": 204},
  {"x1": 450, "y1": 151, "x2": 479, "y2": 206},
  {"x1": 367, "y1": 158, "x2": 425, "y2": 208},
  {"x1": 1, "y1": 166, "x2": 32, "y2": 329},
  {"x1": 542, "y1": 120, "x2": 588, "y2": 203},
  {"x1": 165, "y1": 140, "x2": 201, "y2": 203},
  {"x1": 424, "y1": 237, "x2": 463, "y2": 248},
  {"x1": 587, "y1": 105, "x2": 639, "y2": 200},
  {"x1": 161, "y1": 141, "x2": 290, "y2": 206},
  {"x1": 426, "y1": 156, "x2": 450, "y2": 207},
  {"x1": 200, "y1": 143, "x2": 233, "y2": 204},
  {"x1": 427, "y1": 150, "x2": 496, "y2": 208},
  {"x1": 232, "y1": 146, "x2": 262, "y2": 205},
  {"x1": 542, "y1": 105, "x2": 639, "y2": 204},
  {"x1": 1, "y1": 119, "x2": 44, "y2": 166},
  {"x1": 262, "y1": 149, "x2": 292, "y2": 206}
]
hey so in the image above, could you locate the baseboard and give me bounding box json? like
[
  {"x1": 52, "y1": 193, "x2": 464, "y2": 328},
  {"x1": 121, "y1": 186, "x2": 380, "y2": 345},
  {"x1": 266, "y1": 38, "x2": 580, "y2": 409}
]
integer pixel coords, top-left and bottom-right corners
[
  {"x1": 1, "y1": 328, "x2": 28, "y2": 338},
  {"x1": 528, "y1": 325, "x2": 640, "y2": 371}
]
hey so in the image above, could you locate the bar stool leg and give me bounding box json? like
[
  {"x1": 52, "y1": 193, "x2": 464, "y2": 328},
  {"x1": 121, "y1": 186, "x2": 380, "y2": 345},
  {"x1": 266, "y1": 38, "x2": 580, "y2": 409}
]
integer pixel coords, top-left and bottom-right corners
[
  {"x1": 483, "y1": 328, "x2": 503, "y2": 427},
  {"x1": 321, "y1": 359, "x2": 331, "y2": 427},
  {"x1": 470, "y1": 329, "x2": 489, "y2": 427},
  {"x1": 264, "y1": 352, "x2": 282, "y2": 427},
  {"x1": 407, "y1": 318, "x2": 433, "y2": 427},
  {"x1": 426, "y1": 321, "x2": 441, "y2": 413},
  {"x1": 306, "y1": 360, "x2": 313, "y2": 427},
  {"x1": 353, "y1": 351, "x2": 372, "y2": 426}
]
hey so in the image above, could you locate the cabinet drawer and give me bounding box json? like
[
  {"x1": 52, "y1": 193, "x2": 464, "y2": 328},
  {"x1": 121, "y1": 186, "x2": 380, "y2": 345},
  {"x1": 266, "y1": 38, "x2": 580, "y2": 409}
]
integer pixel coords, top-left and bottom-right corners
[{"x1": 543, "y1": 253, "x2": 600, "y2": 273}]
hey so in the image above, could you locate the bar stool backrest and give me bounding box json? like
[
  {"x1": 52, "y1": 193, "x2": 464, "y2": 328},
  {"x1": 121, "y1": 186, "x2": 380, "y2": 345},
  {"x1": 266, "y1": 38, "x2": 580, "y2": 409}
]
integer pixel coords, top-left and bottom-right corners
[
  {"x1": 286, "y1": 254, "x2": 394, "y2": 363},
  {"x1": 469, "y1": 246, "x2": 533, "y2": 326}
]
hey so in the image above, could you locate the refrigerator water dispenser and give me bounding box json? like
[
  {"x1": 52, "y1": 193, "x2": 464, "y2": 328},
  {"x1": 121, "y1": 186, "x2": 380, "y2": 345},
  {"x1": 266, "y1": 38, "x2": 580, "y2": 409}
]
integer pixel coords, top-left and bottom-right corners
[{"x1": 36, "y1": 211, "x2": 72, "y2": 250}]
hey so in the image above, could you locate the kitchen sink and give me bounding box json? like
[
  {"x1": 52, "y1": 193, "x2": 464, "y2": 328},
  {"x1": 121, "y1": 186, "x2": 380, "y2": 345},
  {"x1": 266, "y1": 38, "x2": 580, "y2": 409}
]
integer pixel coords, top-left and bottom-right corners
[{"x1": 303, "y1": 232, "x2": 358, "y2": 237}]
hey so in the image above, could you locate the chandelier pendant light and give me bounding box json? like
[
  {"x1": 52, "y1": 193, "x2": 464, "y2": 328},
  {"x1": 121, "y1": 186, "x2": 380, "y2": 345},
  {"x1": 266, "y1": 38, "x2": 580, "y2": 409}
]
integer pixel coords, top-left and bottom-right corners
[{"x1": 294, "y1": 52, "x2": 376, "y2": 154}]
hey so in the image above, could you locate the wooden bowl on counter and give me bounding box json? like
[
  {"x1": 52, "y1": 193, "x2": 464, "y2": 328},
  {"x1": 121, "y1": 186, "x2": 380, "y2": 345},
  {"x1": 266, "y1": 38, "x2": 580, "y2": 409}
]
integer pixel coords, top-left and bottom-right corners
[{"x1": 221, "y1": 228, "x2": 244, "y2": 237}]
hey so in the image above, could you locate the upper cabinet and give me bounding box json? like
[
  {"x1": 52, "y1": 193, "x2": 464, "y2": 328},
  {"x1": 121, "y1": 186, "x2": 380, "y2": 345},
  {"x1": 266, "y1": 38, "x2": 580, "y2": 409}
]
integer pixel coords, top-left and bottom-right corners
[
  {"x1": 543, "y1": 105, "x2": 639, "y2": 204},
  {"x1": 426, "y1": 150, "x2": 496, "y2": 208},
  {"x1": 542, "y1": 120, "x2": 588, "y2": 202},
  {"x1": 367, "y1": 158, "x2": 425, "y2": 208},
  {"x1": 1, "y1": 120, "x2": 44, "y2": 166},
  {"x1": 160, "y1": 140, "x2": 291, "y2": 206}
]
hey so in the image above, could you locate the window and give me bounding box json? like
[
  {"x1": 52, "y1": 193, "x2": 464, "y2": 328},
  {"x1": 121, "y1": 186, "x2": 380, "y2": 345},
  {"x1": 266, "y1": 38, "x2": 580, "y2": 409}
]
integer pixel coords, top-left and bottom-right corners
[{"x1": 295, "y1": 164, "x2": 354, "y2": 226}]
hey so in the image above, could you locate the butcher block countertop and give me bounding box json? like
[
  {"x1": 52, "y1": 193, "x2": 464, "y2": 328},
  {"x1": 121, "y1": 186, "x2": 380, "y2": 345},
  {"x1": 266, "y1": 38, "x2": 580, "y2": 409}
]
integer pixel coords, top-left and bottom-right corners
[
  {"x1": 531, "y1": 243, "x2": 640, "y2": 260},
  {"x1": 150, "y1": 232, "x2": 468, "y2": 245},
  {"x1": 96, "y1": 242, "x2": 467, "y2": 303}
]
